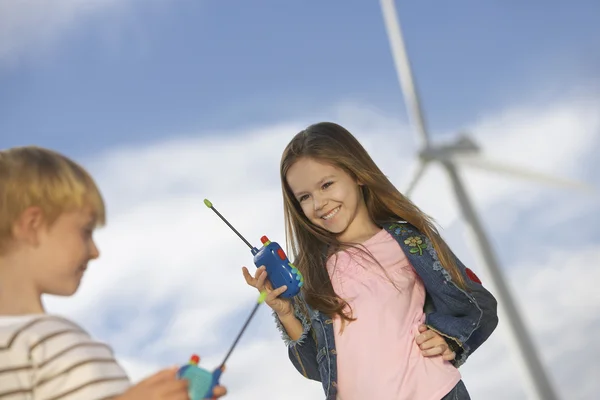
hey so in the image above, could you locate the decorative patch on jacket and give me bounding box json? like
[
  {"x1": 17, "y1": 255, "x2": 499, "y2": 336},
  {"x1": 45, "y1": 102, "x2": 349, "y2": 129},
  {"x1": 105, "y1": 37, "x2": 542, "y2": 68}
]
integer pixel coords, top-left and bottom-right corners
[
  {"x1": 404, "y1": 236, "x2": 427, "y2": 256},
  {"x1": 390, "y1": 223, "x2": 413, "y2": 236},
  {"x1": 389, "y1": 223, "x2": 427, "y2": 257},
  {"x1": 465, "y1": 268, "x2": 482, "y2": 284}
]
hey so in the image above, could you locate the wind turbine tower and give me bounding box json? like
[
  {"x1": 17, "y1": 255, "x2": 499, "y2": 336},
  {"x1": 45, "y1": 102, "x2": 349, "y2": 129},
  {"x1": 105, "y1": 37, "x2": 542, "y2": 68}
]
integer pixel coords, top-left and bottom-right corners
[{"x1": 377, "y1": 1, "x2": 582, "y2": 399}]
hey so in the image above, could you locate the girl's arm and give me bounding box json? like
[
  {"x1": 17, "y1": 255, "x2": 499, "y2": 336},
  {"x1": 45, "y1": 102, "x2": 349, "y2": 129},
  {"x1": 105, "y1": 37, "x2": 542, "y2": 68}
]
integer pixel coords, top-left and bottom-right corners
[
  {"x1": 452, "y1": 253, "x2": 499, "y2": 365},
  {"x1": 273, "y1": 297, "x2": 321, "y2": 382},
  {"x1": 277, "y1": 312, "x2": 304, "y2": 341},
  {"x1": 422, "y1": 248, "x2": 499, "y2": 367},
  {"x1": 242, "y1": 266, "x2": 321, "y2": 380}
]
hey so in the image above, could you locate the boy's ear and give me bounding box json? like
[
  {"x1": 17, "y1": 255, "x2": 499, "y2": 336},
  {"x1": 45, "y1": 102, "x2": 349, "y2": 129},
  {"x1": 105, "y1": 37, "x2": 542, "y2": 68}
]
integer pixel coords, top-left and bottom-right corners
[{"x1": 12, "y1": 206, "x2": 46, "y2": 246}]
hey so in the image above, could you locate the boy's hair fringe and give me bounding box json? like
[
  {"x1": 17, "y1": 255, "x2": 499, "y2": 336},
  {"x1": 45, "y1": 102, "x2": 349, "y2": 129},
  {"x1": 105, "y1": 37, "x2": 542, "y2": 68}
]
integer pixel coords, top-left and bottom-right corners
[{"x1": 0, "y1": 146, "x2": 105, "y2": 254}]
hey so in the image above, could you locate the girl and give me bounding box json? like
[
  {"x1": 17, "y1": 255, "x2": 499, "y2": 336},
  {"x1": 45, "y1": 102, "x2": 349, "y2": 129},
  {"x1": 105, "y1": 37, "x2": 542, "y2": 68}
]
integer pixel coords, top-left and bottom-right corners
[{"x1": 243, "y1": 122, "x2": 498, "y2": 400}]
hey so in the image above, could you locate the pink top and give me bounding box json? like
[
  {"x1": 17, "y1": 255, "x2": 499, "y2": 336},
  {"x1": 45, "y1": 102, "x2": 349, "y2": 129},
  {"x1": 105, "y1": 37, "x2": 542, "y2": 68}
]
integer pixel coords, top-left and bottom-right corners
[{"x1": 326, "y1": 229, "x2": 461, "y2": 400}]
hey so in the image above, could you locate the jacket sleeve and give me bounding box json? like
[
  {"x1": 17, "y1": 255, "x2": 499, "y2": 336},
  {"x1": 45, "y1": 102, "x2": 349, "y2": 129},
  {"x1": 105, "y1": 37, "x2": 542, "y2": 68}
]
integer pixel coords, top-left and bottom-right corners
[
  {"x1": 451, "y1": 251, "x2": 499, "y2": 366},
  {"x1": 272, "y1": 296, "x2": 321, "y2": 382}
]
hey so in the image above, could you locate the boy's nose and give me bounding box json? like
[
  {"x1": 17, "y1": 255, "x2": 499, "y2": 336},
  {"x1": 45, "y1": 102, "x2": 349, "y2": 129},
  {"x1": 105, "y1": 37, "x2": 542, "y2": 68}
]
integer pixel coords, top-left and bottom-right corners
[{"x1": 89, "y1": 241, "x2": 100, "y2": 259}]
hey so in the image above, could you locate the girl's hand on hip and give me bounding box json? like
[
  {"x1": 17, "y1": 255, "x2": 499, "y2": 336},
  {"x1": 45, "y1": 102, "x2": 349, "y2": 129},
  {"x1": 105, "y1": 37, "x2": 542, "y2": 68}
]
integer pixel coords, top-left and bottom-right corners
[
  {"x1": 242, "y1": 265, "x2": 293, "y2": 318},
  {"x1": 415, "y1": 324, "x2": 456, "y2": 361}
]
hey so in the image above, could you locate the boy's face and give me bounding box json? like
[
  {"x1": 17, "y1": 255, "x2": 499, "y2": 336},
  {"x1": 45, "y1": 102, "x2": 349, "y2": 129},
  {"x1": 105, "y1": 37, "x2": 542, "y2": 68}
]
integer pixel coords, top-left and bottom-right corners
[{"x1": 29, "y1": 207, "x2": 100, "y2": 297}]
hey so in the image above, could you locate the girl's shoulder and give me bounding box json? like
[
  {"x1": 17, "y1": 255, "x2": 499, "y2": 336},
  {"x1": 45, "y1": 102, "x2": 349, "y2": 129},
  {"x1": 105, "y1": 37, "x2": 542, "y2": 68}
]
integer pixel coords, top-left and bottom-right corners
[{"x1": 381, "y1": 220, "x2": 426, "y2": 242}]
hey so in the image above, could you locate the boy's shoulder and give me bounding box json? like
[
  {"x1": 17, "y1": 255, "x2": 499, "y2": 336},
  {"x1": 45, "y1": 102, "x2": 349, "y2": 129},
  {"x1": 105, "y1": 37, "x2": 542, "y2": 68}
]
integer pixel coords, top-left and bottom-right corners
[
  {"x1": 0, "y1": 314, "x2": 130, "y2": 399},
  {"x1": 0, "y1": 313, "x2": 118, "y2": 369},
  {"x1": 0, "y1": 313, "x2": 92, "y2": 350},
  {"x1": 0, "y1": 313, "x2": 120, "y2": 362}
]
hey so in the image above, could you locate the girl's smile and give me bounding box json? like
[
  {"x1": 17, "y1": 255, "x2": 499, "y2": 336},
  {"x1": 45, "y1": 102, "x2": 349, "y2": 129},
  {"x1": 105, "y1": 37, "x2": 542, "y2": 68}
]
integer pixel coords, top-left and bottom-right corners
[{"x1": 320, "y1": 206, "x2": 340, "y2": 220}]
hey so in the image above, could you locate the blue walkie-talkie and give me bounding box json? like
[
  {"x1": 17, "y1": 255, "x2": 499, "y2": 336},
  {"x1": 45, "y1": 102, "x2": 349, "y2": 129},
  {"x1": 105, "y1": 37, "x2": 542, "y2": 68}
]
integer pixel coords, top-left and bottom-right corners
[{"x1": 204, "y1": 199, "x2": 303, "y2": 298}]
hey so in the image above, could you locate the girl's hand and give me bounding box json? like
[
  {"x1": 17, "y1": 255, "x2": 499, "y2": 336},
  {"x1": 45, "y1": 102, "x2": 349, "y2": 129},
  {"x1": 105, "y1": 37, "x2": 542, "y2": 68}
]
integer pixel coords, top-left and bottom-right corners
[
  {"x1": 242, "y1": 265, "x2": 293, "y2": 318},
  {"x1": 415, "y1": 324, "x2": 456, "y2": 361}
]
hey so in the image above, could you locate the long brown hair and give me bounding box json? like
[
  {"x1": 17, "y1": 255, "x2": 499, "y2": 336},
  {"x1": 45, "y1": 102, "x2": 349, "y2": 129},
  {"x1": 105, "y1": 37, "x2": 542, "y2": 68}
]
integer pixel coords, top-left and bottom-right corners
[{"x1": 280, "y1": 122, "x2": 467, "y2": 322}]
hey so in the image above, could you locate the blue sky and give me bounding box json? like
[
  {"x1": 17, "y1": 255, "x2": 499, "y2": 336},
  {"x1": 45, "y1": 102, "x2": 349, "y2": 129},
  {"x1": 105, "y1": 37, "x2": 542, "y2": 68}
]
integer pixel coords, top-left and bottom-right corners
[
  {"x1": 2, "y1": 1, "x2": 600, "y2": 399},
  {"x1": 2, "y1": 0, "x2": 599, "y2": 156}
]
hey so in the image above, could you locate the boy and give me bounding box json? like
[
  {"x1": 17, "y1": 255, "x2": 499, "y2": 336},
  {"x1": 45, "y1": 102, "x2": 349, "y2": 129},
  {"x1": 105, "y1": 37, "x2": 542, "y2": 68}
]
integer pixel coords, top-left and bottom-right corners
[{"x1": 0, "y1": 146, "x2": 227, "y2": 399}]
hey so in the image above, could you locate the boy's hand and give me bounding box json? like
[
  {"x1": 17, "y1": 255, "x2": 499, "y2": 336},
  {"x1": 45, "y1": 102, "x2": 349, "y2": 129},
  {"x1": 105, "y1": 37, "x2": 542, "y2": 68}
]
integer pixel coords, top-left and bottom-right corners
[
  {"x1": 117, "y1": 367, "x2": 188, "y2": 400},
  {"x1": 415, "y1": 324, "x2": 456, "y2": 361},
  {"x1": 118, "y1": 366, "x2": 227, "y2": 400}
]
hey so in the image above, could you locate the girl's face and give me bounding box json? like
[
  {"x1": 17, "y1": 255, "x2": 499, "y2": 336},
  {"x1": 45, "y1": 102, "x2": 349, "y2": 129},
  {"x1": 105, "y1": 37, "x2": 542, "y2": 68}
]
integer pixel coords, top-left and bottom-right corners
[{"x1": 286, "y1": 157, "x2": 377, "y2": 243}]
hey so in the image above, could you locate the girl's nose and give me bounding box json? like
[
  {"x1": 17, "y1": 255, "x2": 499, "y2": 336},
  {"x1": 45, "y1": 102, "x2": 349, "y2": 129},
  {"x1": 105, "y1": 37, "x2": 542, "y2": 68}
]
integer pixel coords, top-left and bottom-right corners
[{"x1": 313, "y1": 195, "x2": 327, "y2": 211}]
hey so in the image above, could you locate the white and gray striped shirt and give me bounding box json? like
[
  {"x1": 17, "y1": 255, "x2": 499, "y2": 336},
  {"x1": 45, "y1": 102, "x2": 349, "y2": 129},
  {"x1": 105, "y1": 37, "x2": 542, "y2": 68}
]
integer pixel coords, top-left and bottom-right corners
[{"x1": 0, "y1": 314, "x2": 131, "y2": 400}]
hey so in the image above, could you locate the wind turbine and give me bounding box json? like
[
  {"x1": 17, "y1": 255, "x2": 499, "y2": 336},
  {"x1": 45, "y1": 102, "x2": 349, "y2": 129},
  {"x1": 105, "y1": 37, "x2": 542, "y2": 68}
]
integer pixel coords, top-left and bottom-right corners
[{"x1": 378, "y1": 1, "x2": 591, "y2": 399}]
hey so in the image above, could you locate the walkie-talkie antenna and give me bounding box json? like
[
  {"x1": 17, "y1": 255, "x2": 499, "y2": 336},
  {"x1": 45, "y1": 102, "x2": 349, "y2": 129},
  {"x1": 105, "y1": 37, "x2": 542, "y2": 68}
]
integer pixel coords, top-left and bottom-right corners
[
  {"x1": 204, "y1": 199, "x2": 253, "y2": 250},
  {"x1": 218, "y1": 291, "x2": 267, "y2": 368}
]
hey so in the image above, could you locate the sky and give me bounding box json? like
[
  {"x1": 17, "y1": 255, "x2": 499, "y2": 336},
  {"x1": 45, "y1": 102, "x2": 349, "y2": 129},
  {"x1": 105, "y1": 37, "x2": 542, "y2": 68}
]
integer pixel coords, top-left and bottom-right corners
[{"x1": 1, "y1": 0, "x2": 600, "y2": 399}]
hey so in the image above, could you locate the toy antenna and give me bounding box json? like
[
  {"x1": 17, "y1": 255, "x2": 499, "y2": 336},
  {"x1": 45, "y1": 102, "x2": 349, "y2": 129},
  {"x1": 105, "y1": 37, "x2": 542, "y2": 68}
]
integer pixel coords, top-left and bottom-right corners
[
  {"x1": 204, "y1": 199, "x2": 253, "y2": 250},
  {"x1": 219, "y1": 291, "x2": 268, "y2": 368}
]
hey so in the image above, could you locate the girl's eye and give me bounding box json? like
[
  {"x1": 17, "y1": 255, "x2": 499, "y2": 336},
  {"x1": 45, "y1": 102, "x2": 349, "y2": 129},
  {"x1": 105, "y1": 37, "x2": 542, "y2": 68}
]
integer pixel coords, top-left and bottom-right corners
[
  {"x1": 322, "y1": 181, "x2": 333, "y2": 189},
  {"x1": 298, "y1": 195, "x2": 309, "y2": 202}
]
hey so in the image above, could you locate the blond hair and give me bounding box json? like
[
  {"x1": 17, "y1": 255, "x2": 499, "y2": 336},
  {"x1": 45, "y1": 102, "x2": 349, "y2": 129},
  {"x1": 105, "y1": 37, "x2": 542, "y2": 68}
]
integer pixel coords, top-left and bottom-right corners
[
  {"x1": 280, "y1": 122, "x2": 466, "y2": 322},
  {"x1": 0, "y1": 146, "x2": 105, "y2": 254}
]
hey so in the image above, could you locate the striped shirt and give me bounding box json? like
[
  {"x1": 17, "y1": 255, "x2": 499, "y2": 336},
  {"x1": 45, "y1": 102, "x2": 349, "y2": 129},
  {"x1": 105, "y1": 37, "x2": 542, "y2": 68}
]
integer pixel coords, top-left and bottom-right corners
[{"x1": 0, "y1": 314, "x2": 131, "y2": 400}]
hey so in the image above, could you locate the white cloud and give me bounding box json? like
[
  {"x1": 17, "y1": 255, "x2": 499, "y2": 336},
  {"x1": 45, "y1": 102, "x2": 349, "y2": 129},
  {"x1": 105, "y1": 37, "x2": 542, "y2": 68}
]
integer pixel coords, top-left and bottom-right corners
[
  {"x1": 0, "y1": 0, "x2": 130, "y2": 66},
  {"x1": 43, "y1": 94, "x2": 600, "y2": 399},
  {"x1": 457, "y1": 245, "x2": 600, "y2": 400}
]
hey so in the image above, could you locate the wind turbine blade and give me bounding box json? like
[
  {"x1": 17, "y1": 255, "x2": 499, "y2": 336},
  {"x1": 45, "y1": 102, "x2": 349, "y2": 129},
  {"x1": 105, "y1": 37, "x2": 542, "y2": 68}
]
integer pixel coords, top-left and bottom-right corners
[
  {"x1": 380, "y1": 0, "x2": 430, "y2": 148},
  {"x1": 403, "y1": 159, "x2": 429, "y2": 198},
  {"x1": 455, "y1": 156, "x2": 596, "y2": 192}
]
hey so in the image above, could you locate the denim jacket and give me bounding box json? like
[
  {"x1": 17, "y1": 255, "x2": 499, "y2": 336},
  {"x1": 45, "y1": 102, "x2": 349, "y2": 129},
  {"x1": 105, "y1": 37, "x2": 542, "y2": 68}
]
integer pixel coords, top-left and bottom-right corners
[{"x1": 272, "y1": 220, "x2": 499, "y2": 399}]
